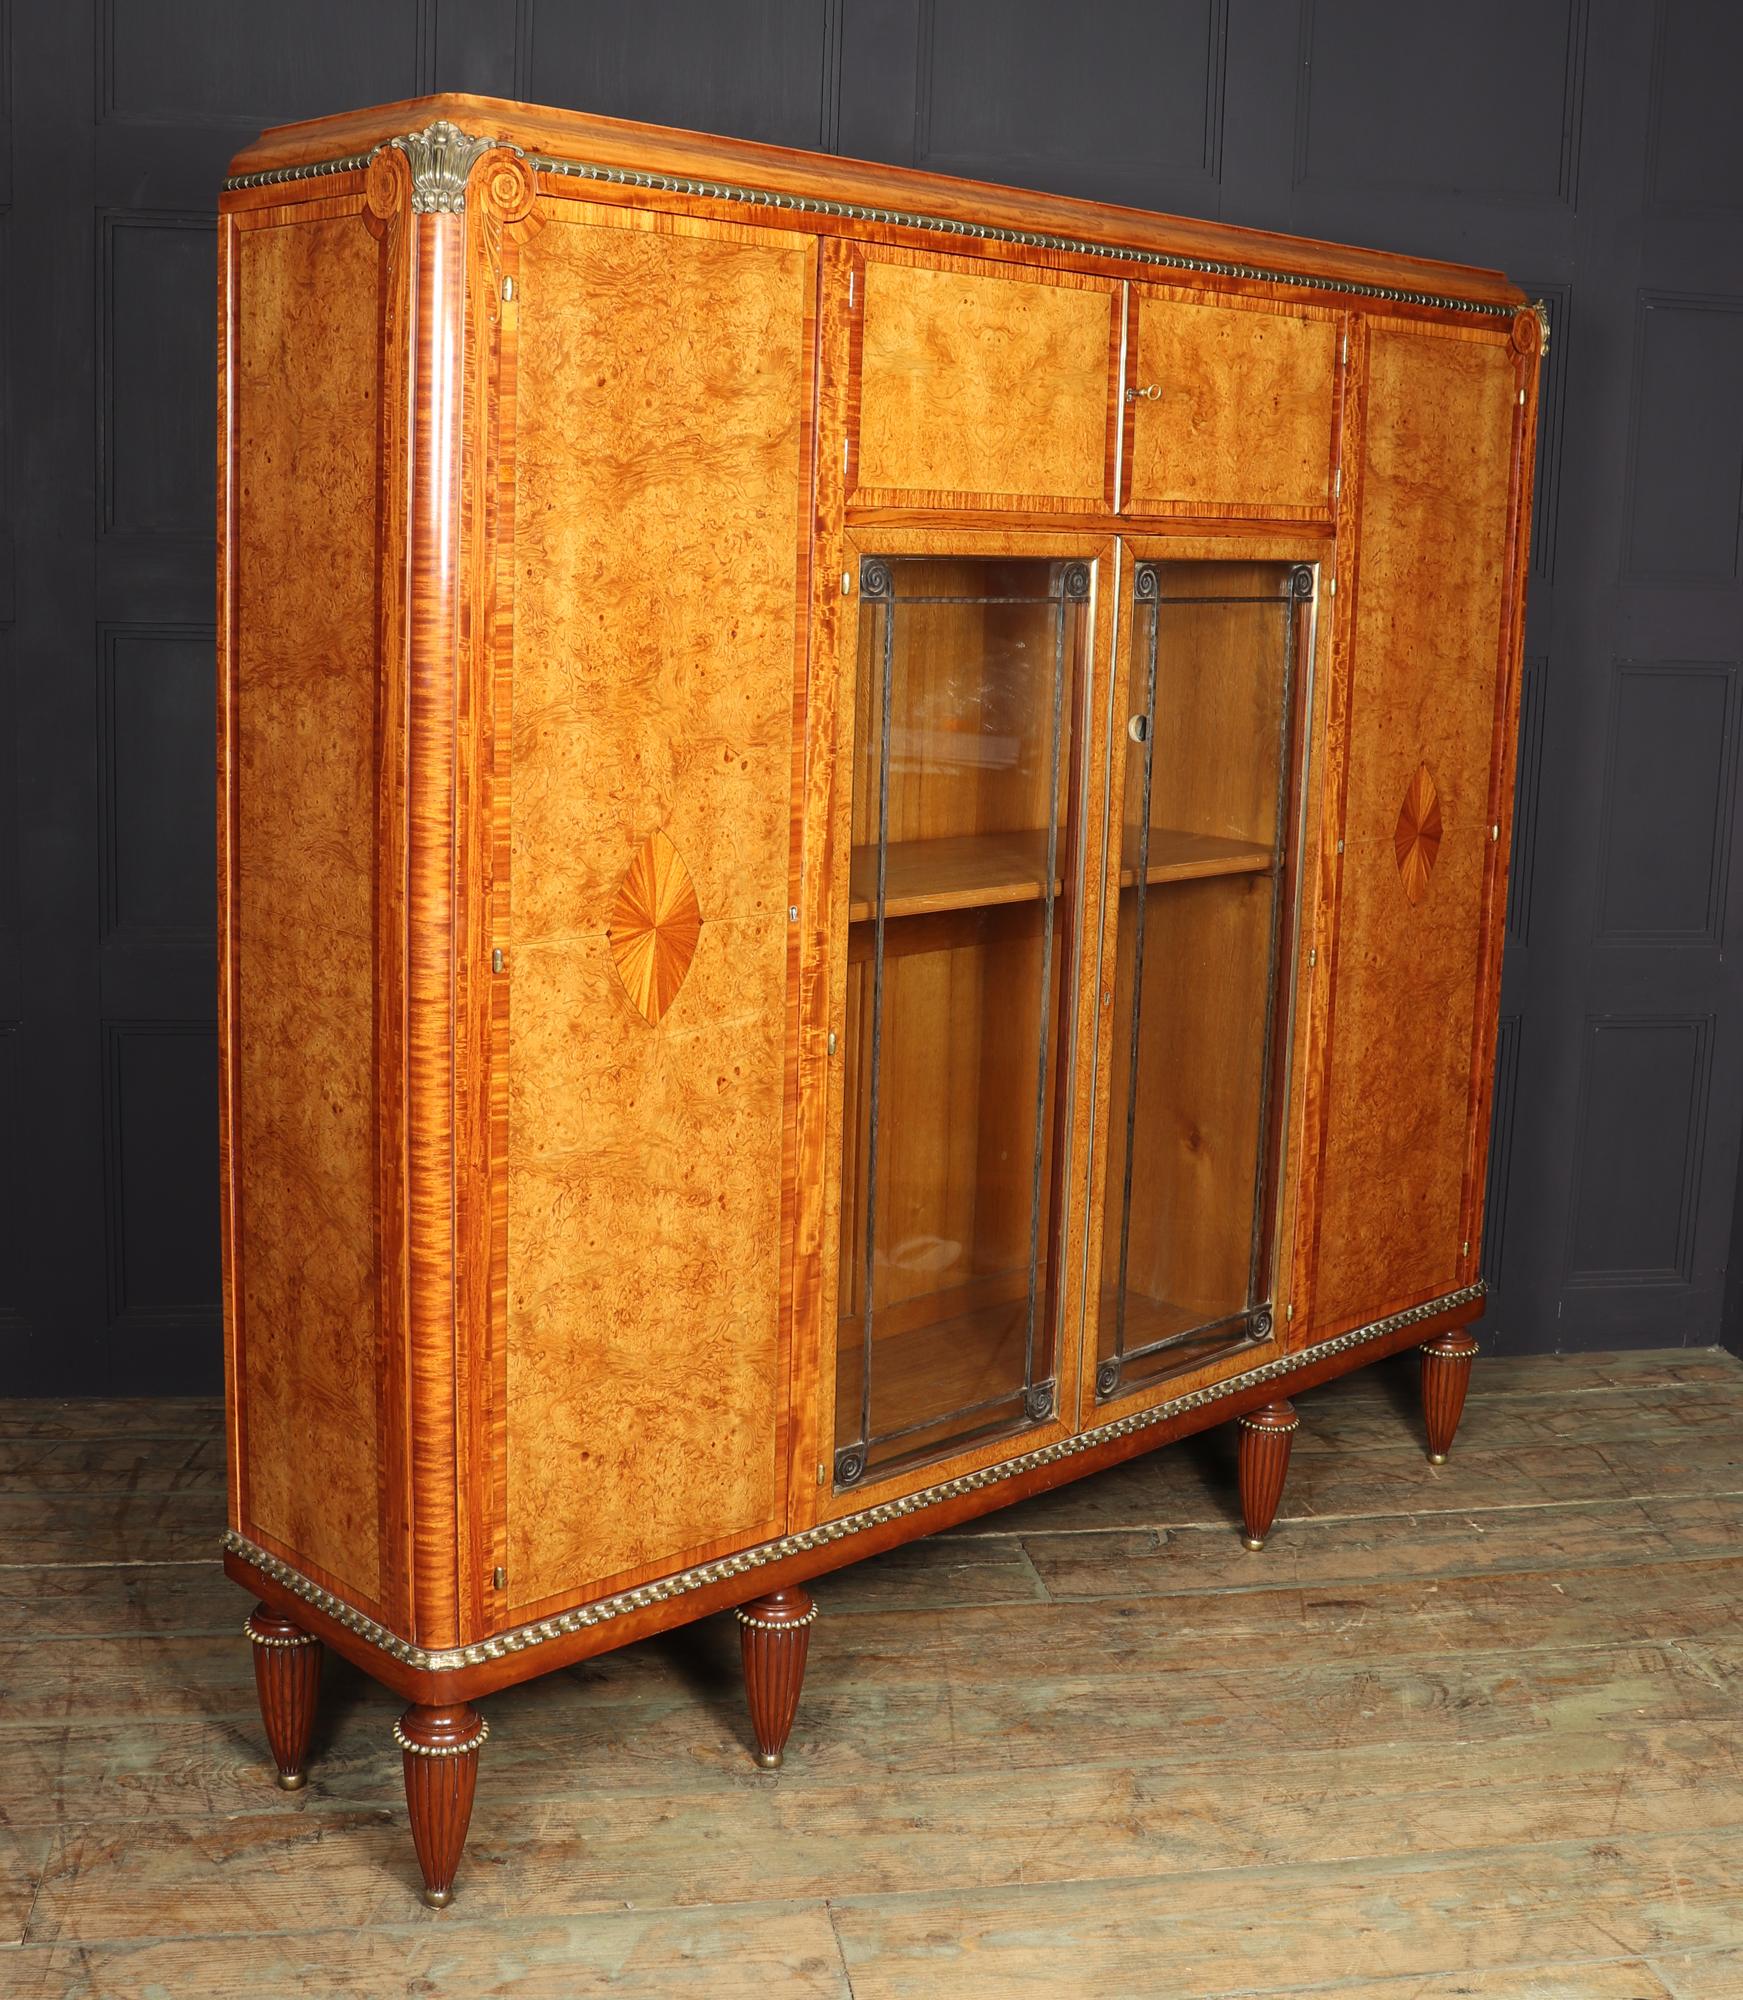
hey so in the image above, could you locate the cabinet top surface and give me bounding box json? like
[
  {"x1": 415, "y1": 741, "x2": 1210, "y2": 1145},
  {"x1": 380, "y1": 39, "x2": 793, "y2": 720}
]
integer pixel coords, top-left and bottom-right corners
[{"x1": 224, "y1": 91, "x2": 1522, "y2": 313}]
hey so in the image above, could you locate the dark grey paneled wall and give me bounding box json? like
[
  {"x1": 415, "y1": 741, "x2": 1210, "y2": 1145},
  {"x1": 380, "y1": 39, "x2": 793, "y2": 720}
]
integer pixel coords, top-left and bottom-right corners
[{"x1": 2, "y1": 1, "x2": 1740, "y2": 1391}]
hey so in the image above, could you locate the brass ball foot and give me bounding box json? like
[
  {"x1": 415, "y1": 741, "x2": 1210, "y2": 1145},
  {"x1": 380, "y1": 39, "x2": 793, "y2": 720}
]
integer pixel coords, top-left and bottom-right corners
[
  {"x1": 275, "y1": 1769, "x2": 308, "y2": 1792},
  {"x1": 421, "y1": 1886, "x2": 454, "y2": 1910},
  {"x1": 1242, "y1": 1535, "x2": 1266, "y2": 1551},
  {"x1": 1427, "y1": 1451, "x2": 1448, "y2": 1466},
  {"x1": 754, "y1": 1748, "x2": 784, "y2": 1770}
]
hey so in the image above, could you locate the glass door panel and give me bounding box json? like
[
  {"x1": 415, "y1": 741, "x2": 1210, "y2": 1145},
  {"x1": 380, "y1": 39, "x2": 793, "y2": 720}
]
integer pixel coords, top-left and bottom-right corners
[
  {"x1": 834, "y1": 556, "x2": 1090, "y2": 1488},
  {"x1": 1097, "y1": 560, "x2": 1312, "y2": 1400}
]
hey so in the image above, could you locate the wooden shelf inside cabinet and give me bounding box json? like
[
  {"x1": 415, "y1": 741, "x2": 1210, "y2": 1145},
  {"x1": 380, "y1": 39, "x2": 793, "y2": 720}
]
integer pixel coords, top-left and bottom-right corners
[
  {"x1": 847, "y1": 830, "x2": 1061, "y2": 922},
  {"x1": 847, "y1": 826, "x2": 1274, "y2": 925},
  {"x1": 1117, "y1": 828, "x2": 1274, "y2": 888}
]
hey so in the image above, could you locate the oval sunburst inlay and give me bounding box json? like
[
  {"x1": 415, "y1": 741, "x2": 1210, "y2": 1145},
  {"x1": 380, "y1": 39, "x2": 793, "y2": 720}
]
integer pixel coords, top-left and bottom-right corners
[
  {"x1": 609, "y1": 830, "x2": 702, "y2": 1026},
  {"x1": 1394, "y1": 762, "x2": 1443, "y2": 906}
]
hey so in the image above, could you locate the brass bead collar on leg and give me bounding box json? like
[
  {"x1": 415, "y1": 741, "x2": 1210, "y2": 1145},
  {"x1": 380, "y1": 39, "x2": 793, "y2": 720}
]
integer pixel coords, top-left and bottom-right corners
[
  {"x1": 244, "y1": 1616, "x2": 320, "y2": 1649},
  {"x1": 735, "y1": 1604, "x2": 819, "y2": 1631},
  {"x1": 393, "y1": 1716, "x2": 491, "y2": 1758}
]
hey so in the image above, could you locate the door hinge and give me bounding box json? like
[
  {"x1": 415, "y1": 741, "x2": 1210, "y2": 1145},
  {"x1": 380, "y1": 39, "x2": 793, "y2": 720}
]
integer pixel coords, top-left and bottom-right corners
[
  {"x1": 1333, "y1": 466, "x2": 1343, "y2": 503},
  {"x1": 492, "y1": 947, "x2": 505, "y2": 975},
  {"x1": 492, "y1": 1565, "x2": 506, "y2": 1590},
  {"x1": 1461, "y1": 1240, "x2": 1471, "y2": 1259},
  {"x1": 848, "y1": 269, "x2": 856, "y2": 310},
  {"x1": 1286, "y1": 1301, "x2": 1294, "y2": 1321},
  {"x1": 827, "y1": 1030, "x2": 838, "y2": 1055},
  {"x1": 841, "y1": 569, "x2": 852, "y2": 595},
  {"x1": 1341, "y1": 330, "x2": 1349, "y2": 366},
  {"x1": 1308, "y1": 946, "x2": 1317, "y2": 968},
  {"x1": 816, "y1": 1461, "x2": 827, "y2": 1486},
  {"x1": 1328, "y1": 575, "x2": 1337, "y2": 597}
]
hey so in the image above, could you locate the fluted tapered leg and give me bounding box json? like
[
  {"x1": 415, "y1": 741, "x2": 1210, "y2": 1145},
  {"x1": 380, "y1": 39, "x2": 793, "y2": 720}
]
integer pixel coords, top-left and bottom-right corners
[
  {"x1": 244, "y1": 1603, "x2": 322, "y2": 1790},
  {"x1": 1421, "y1": 1329, "x2": 1479, "y2": 1463},
  {"x1": 397, "y1": 1703, "x2": 487, "y2": 1908},
  {"x1": 1237, "y1": 1400, "x2": 1298, "y2": 1550},
  {"x1": 737, "y1": 1586, "x2": 816, "y2": 1769}
]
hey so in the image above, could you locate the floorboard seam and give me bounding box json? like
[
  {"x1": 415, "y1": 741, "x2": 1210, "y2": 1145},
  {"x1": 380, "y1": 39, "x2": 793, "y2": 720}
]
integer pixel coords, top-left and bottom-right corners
[
  {"x1": 1203, "y1": 1949, "x2": 1693, "y2": 1998},
  {"x1": 938, "y1": 1483, "x2": 1743, "y2": 1538},
  {"x1": 0, "y1": 1558, "x2": 219, "y2": 1572},
  {"x1": 823, "y1": 1898, "x2": 859, "y2": 1999}
]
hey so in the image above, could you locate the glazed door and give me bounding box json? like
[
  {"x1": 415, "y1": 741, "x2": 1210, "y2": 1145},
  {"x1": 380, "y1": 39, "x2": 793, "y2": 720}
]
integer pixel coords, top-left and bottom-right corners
[
  {"x1": 1089, "y1": 558, "x2": 1318, "y2": 1406},
  {"x1": 1299, "y1": 318, "x2": 1529, "y2": 1338},
  {"x1": 824, "y1": 546, "x2": 1106, "y2": 1496}
]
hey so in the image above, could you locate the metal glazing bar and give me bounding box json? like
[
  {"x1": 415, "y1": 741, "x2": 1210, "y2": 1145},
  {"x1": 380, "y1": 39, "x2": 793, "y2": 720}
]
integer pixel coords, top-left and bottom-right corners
[
  {"x1": 1021, "y1": 564, "x2": 1080, "y2": 1406},
  {"x1": 1021, "y1": 597, "x2": 1064, "y2": 1400},
  {"x1": 1147, "y1": 592, "x2": 1293, "y2": 607},
  {"x1": 861, "y1": 1382, "x2": 1041, "y2": 1457},
  {"x1": 874, "y1": 592, "x2": 1065, "y2": 607},
  {"x1": 1244, "y1": 568, "x2": 1313, "y2": 1313},
  {"x1": 854, "y1": 561, "x2": 895, "y2": 1471},
  {"x1": 1112, "y1": 565, "x2": 1163, "y2": 1376},
  {"x1": 1118, "y1": 1309, "x2": 1259, "y2": 1374}
]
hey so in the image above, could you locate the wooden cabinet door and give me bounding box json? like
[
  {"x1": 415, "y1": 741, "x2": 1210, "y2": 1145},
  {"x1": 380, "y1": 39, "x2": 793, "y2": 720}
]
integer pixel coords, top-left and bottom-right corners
[
  {"x1": 845, "y1": 246, "x2": 1121, "y2": 512},
  {"x1": 493, "y1": 202, "x2": 816, "y2": 1620},
  {"x1": 1123, "y1": 287, "x2": 1343, "y2": 519},
  {"x1": 1299, "y1": 318, "x2": 1530, "y2": 1338}
]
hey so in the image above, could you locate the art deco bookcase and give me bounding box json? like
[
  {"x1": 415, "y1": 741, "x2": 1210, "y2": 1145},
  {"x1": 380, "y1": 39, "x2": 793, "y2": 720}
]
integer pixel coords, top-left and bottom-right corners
[{"x1": 216, "y1": 94, "x2": 1540, "y2": 1905}]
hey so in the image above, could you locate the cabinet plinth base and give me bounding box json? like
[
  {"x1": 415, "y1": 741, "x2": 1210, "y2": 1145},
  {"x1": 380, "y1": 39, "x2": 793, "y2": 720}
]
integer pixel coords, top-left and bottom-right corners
[
  {"x1": 737, "y1": 1586, "x2": 816, "y2": 1770},
  {"x1": 1420, "y1": 1329, "x2": 1480, "y2": 1462},
  {"x1": 1237, "y1": 1400, "x2": 1299, "y2": 1549},
  {"x1": 244, "y1": 1602, "x2": 322, "y2": 1789},
  {"x1": 397, "y1": 1703, "x2": 487, "y2": 1908}
]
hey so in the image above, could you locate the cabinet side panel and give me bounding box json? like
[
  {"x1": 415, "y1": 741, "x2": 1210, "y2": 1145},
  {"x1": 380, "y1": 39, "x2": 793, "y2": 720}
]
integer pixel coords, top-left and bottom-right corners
[
  {"x1": 503, "y1": 206, "x2": 812, "y2": 1610},
  {"x1": 1310, "y1": 325, "x2": 1518, "y2": 1332},
  {"x1": 230, "y1": 208, "x2": 384, "y2": 1609}
]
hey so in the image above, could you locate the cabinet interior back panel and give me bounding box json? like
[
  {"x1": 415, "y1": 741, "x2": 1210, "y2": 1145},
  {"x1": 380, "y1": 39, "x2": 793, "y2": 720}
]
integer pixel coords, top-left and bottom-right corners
[{"x1": 501, "y1": 203, "x2": 814, "y2": 1608}]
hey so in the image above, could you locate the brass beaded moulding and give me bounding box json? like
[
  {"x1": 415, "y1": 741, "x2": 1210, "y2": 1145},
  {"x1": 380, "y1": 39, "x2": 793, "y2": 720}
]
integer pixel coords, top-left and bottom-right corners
[
  {"x1": 243, "y1": 1615, "x2": 320, "y2": 1649},
  {"x1": 735, "y1": 1602, "x2": 821, "y2": 1632},
  {"x1": 393, "y1": 1715, "x2": 491, "y2": 1758},
  {"x1": 224, "y1": 1283, "x2": 1484, "y2": 1676},
  {"x1": 225, "y1": 124, "x2": 1523, "y2": 325}
]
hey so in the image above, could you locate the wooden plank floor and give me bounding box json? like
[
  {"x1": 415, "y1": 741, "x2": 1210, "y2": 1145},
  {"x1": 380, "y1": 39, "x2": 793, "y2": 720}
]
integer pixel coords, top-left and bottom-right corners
[{"x1": 5, "y1": 1347, "x2": 1743, "y2": 1997}]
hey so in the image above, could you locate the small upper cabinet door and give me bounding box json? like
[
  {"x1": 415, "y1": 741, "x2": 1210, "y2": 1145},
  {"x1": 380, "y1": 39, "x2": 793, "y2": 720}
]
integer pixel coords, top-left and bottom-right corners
[
  {"x1": 1124, "y1": 288, "x2": 1343, "y2": 519},
  {"x1": 846, "y1": 247, "x2": 1121, "y2": 511}
]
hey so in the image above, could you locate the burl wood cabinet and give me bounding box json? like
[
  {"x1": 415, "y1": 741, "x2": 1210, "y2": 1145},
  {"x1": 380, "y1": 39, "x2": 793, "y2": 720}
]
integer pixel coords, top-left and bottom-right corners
[{"x1": 217, "y1": 95, "x2": 1541, "y2": 1904}]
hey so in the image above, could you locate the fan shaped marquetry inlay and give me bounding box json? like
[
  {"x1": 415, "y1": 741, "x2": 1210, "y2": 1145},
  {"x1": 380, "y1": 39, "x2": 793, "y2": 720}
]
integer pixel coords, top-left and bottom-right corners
[
  {"x1": 609, "y1": 830, "x2": 702, "y2": 1026},
  {"x1": 1394, "y1": 762, "x2": 1443, "y2": 906}
]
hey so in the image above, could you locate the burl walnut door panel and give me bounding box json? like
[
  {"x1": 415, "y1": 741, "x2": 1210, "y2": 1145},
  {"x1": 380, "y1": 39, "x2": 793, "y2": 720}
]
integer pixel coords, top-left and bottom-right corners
[
  {"x1": 1123, "y1": 288, "x2": 1343, "y2": 520},
  {"x1": 497, "y1": 202, "x2": 816, "y2": 1618},
  {"x1": 845, "y1": 248, "x2": 1121, "y2": 512},
  {"x1": 1302, "y1": 320, "x2": 1526, "y2": 1338}
]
